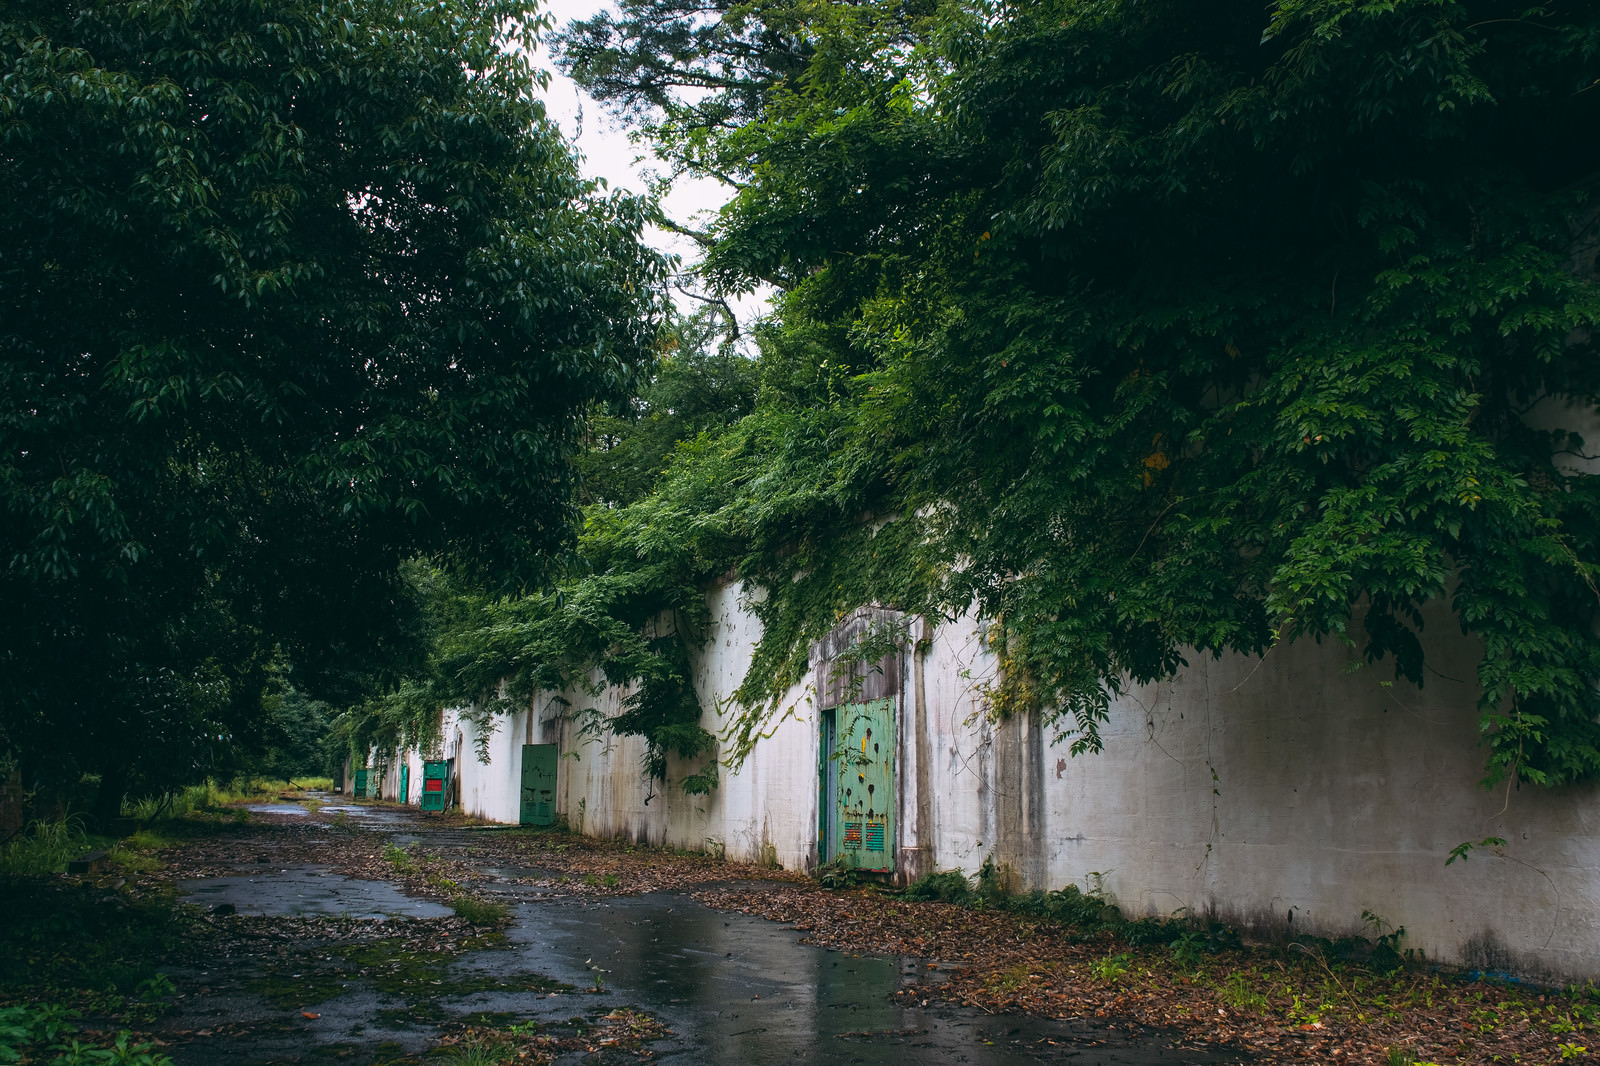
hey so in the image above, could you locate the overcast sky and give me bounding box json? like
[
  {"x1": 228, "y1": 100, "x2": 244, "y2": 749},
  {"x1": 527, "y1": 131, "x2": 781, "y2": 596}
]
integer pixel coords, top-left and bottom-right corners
[
  {"x1": 531, "y1": 1, "x2": 768, "y2": 333},
  {"x1": 534, "y1": 2, "x2": 676, "y2": 197}
]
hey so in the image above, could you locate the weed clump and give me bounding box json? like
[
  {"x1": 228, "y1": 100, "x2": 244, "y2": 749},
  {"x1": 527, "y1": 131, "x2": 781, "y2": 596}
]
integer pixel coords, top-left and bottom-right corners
[
  {"x1": 0, "y1": 816, "x2": 93, "y2": 877},
  {"x1": 384, "y1": 843, "x2": 420, "y2": 875},
  {"x1": 903, "y1": 862, "x2": 1114, "y2": 928},
  {"x1": 902, "y1": 869, "x2": 971, "y2": 904},
  {"x1": 451, "y1": 897, "x2": 510, "y2": 927},
  {"x1": 0, "y1": 1004, "x2": 173, "y2": 1065},
  {"x1": 441, "y1": 1033, "x2": 512, "y2": 1065}
]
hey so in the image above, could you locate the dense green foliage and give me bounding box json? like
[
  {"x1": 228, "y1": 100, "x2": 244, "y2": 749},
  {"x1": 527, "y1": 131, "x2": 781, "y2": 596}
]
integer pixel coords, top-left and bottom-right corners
[
  {"x1": 548, "y1": 0, "x2": 1600, "y2": 786},
  {"x1": 338, "y1": 329, "x2": 755, "y2": 792},
  {"x1": 0, "y1": 0, "x2": 665, "y2": 817},
  {"x1": 251, "y1": 676, "x2": 337, "y2": 781}
]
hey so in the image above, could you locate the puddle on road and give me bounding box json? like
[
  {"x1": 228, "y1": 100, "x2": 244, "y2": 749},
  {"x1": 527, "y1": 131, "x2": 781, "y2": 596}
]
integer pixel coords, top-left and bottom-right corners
[
  {"x1": 478, "y1": 864, "x2": 564, "y2": 882},
  {"x1": 245, "y1": 803, "x2": 310, "y2": 816},
  {"x1": 167, "y1": 866, "x2": 1243, "y2": 1066},
  {"x1": 444, "y1": 894, "x2": 1242, "y2": 1065},
  {"x1": 179, "y1": 865, "x2": 454, "y2": 919},
  {"x1": 313, "y1": 802, "x2": 415, "y2": 825}
]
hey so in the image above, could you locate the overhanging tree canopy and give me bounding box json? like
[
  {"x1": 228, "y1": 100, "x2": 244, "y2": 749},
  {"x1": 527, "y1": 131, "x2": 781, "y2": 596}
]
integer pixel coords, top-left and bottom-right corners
[
  {"x1": 556, "y1": 0, "x2": 1600, "y2": 787},
  {"x1": 0, "y1": 0, "x2": 666, "y2": 811}
]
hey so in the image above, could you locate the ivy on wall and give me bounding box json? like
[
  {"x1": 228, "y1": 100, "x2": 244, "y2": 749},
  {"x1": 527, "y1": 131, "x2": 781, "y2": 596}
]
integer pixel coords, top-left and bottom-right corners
[
  {"x1": 554, "y1": 0, "x2": 1600, "y2": 789},
  {"x1": 351, "y1": 1, "x2": 1600, "y2": 794}
]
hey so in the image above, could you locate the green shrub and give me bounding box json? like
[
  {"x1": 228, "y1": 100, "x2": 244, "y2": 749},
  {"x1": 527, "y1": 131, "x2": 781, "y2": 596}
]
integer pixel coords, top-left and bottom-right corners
[
  {"x1": 816, "y1": 857, "x2": 858, "y2": 890},
  {"x1": 903, "y1": 870, "x2": 974, "y2": 904}
]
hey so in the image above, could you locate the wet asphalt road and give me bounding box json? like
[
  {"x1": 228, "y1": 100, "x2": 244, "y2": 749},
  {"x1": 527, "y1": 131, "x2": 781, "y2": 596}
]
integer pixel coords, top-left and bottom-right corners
[{"x1": 166, "y1": 800, "x2": 1245, "y2": 1065}]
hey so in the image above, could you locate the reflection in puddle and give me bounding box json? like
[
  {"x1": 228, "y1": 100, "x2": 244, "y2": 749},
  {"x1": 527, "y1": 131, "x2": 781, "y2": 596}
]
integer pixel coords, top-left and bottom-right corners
[
  {"x1": 446, "y1": 894, "x2": 1243, "y2": 1066},
  {"x1": 170, "y1": 870, "x2": 1241, "y2": 1065}
]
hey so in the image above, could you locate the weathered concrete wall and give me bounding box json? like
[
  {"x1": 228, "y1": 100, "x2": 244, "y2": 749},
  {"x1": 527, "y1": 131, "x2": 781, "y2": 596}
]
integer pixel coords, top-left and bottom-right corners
[
  {"x1": 402, "y1": 581, "x2": 1600, "y2": 981},
  {"x1": 999, "y1": 612, "x2": 1600, "y2": 983}
]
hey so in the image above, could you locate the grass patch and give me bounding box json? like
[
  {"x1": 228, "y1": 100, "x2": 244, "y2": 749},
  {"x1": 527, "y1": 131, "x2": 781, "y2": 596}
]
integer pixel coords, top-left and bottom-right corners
[
  {"x1": 252, "y1": 930, "x2": 563, "y2": 1015},
  {"x1": 106, "y1": 845, "x2": 163, "y2": 873},
  {"x1": 450, "y1": 897, "x2": 510, "y2": 927},
  {"x1": 0, "y1": 816, "x2": 98, "y2": 877},
  {"x1": 123, "y1": 829, "x2": 172, "y2": 851},
  {"x1": 1219, "y1": 969, "x2": 1272, "y2": 1013},
  {"x1": 123, "y1": 776, "x2": 333, "y2": 823},
  {"x1": 439, "y1": 1033, "x2": 512, "y2": 1065},
  {"x1": 102, "y1": 828, "x2": 175, "y2": 873}
]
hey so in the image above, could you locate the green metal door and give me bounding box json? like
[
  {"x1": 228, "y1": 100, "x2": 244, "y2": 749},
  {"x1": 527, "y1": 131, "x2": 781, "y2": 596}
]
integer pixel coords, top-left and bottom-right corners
[
  {"x1": 520, "y1": 744, "x2": 558, "y2": 826},
  {"x1": 420, "y1": 760, "x2": 450, "y2": 812},
  {"x1": 821, "y1": 698, "x2": 894, "y2": 873},
  {"x1": 399, "y1": 764, "x2": 410, "y2": 805},
  {"x1": 352, "y1": 769, "x2": 370, "y2": 799}
]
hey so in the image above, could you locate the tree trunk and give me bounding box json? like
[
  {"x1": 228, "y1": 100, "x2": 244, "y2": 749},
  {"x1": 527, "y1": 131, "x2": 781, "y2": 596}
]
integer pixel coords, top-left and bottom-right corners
[{"x1": 91, "y1": 761, "x2": 128, "y2": 832}]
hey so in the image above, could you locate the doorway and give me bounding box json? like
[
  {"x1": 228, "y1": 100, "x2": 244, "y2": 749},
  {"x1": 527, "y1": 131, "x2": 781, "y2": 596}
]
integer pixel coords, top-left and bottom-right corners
[{"x1": 819, "y1": 698, "x2": 895, "y2": 873}]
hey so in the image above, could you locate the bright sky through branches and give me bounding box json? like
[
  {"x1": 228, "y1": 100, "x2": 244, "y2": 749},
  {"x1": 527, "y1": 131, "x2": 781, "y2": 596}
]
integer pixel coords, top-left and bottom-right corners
[{"x1": 534, "y1": 0, "x2": 767, "y2": 332}]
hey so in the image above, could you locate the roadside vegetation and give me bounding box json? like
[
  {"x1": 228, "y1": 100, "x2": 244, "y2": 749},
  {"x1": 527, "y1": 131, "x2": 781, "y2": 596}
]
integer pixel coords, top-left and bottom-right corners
[
  {"x1": 0, "y1": 777, "x2": 334, "y2": 878},
  {"x1": 715, "y1": 863, "x2": 1599, "y2": 1065},
  {"x1": 0, "y1": 1003, "x2": 173, "y2": 1066},
  {"x1": 122, "y1": 776, "x2": 334, "y2": 824}
]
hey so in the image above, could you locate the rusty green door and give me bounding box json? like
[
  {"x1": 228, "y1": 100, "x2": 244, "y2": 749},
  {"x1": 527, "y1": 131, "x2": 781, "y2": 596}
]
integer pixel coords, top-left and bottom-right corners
[
  {"x1": 821, "y1": 698, "x2": 894, "y2": 873},
  {"x1": 520, "y1": 743, "x2": 557, "y2": 826},
  {"x1": 352, "y1": 769, "x2": 370, "y2": 799},
  {"x1": 399, "y1": 764, "x2": 410, "y2": 805}
]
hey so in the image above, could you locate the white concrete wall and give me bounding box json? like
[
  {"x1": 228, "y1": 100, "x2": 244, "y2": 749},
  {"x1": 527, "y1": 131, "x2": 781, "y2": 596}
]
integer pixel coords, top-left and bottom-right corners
[
  {"x1": 368, "y1": 741, "x2": 430, "y2": 805},
  {"x1": 1009, "y1": 622, "x2": 1600, "y2": 983},
  {"x1": 398, "y1": 580, "x2": 1600, "y2": 981}
]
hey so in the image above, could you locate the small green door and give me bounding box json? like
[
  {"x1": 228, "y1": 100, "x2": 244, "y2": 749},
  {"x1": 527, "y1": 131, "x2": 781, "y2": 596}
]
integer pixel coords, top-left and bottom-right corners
[
  {"x1": 821, "y1": 698, "x2": 894, "y2": 873},
  {"x1": 352, "y1": 769, "x2": 370, "y2": 799},
  {"x1": 420, "y1": 760, "x2": 450, "y2": 812},
  {"x1": 520, "y1": 744, "x2": 557, "y2": 825},
  {"x1": 398, "y1": 764, "x2": 410, "y2": 805}
]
